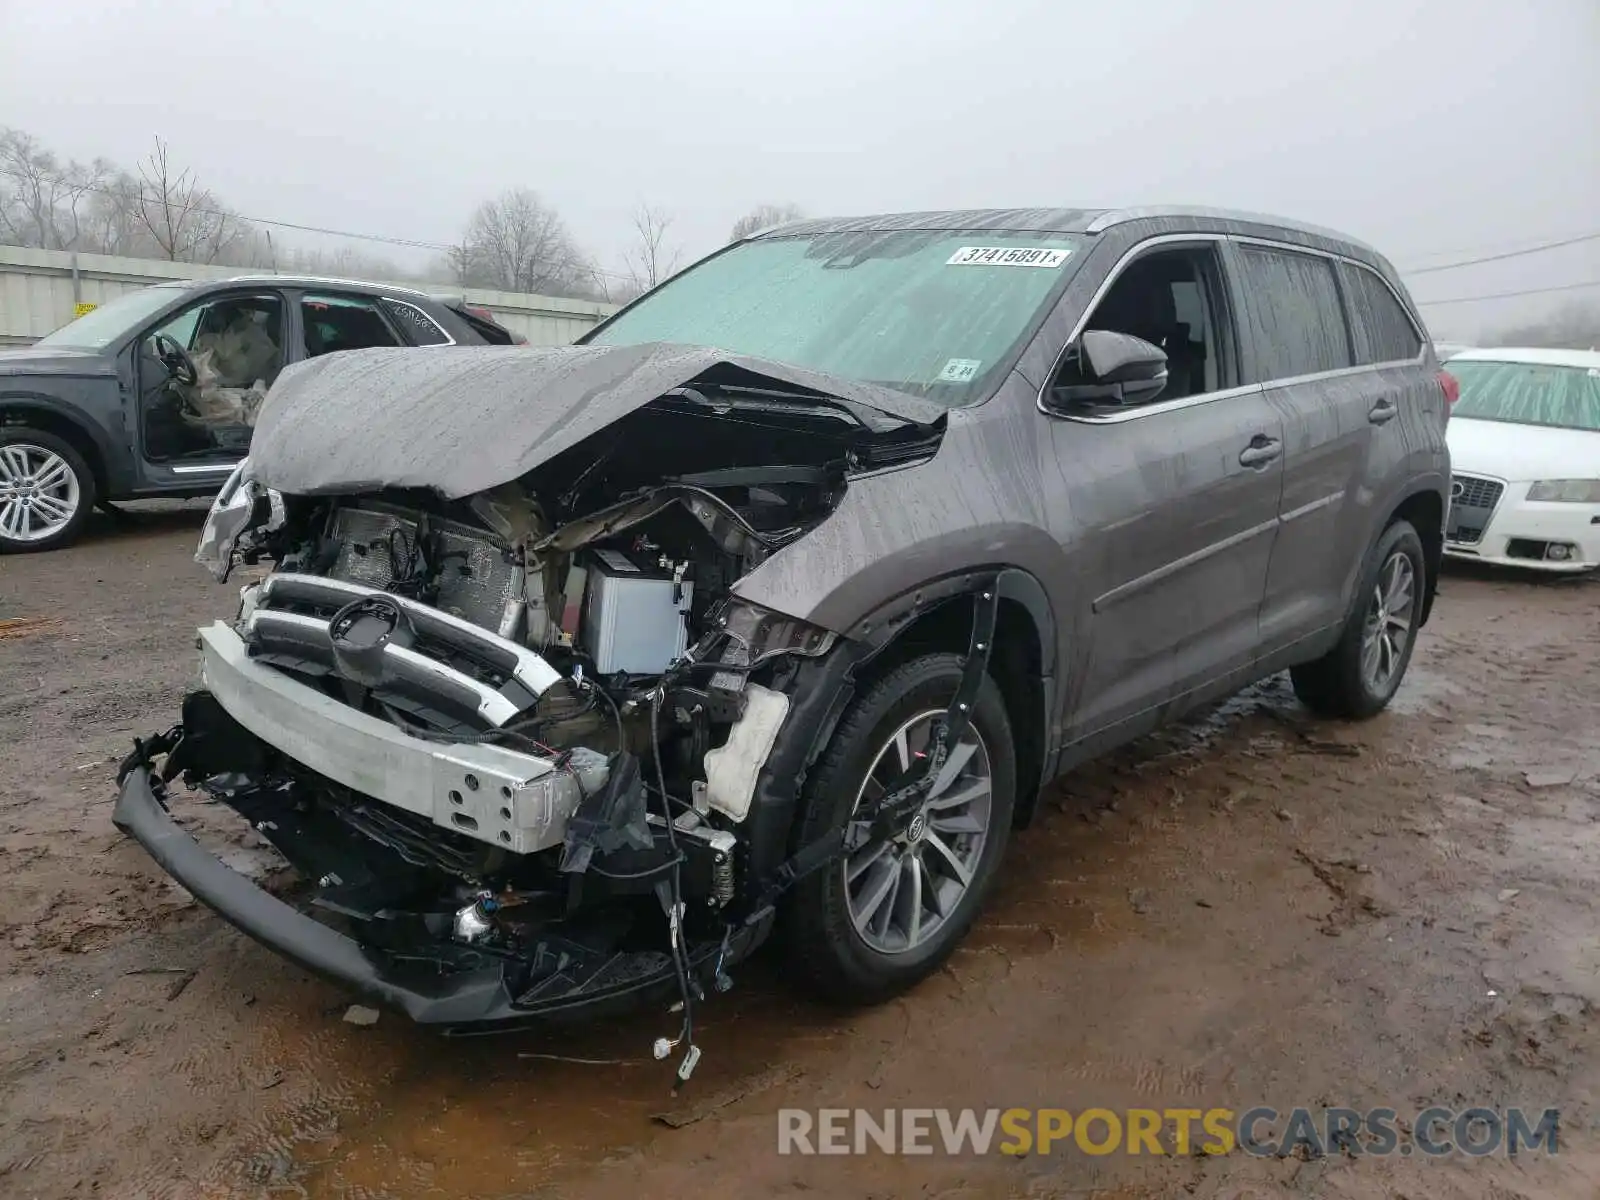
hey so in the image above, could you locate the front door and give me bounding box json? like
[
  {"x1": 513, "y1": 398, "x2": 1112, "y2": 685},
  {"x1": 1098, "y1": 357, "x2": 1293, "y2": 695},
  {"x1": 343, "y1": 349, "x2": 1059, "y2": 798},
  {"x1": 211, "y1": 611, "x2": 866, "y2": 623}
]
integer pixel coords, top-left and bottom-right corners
[
  {"x1": 1052, "y1": 397, "x2": 1286, "y2": 737},
  {"x1": 1042, "y1": 240, "x2": 1286, "y2": 739},
  {"x1": 134, "y1": 290, "x2": 288, "y2": 472}
]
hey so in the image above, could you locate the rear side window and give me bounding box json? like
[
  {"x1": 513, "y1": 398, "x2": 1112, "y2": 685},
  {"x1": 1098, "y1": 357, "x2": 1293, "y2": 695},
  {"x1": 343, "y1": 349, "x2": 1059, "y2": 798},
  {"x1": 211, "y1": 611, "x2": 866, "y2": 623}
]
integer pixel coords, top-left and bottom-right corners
[
  {"x1": 1339, "y1": 264, "x2": 1423, "y2": 365},
  {"x1": 1235, "y1": 246, "x2": 1352, "y2": 380},
  {"x1": 301, "y1": 294, "x2": 402, "y2": 358},
  {"x1": 380, "y1": 299, "x2": 451, "y2": 346}
]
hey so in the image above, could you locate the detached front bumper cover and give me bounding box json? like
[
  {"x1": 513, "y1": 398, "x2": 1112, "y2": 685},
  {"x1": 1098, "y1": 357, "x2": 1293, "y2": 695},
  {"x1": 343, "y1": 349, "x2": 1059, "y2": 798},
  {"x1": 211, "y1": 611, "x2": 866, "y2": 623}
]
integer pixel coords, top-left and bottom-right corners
[
  {"x1": 113, "y1": 764, "x2": 524, "y2": 1026},
  {"x1": 112, "y1": 763, "x2": 727, "y2": 1029}
]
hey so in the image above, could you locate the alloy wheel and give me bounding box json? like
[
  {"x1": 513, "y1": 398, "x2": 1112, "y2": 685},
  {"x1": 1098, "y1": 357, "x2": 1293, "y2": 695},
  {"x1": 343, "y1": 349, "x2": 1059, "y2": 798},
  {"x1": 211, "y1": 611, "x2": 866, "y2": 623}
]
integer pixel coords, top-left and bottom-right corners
[
  {"x1": 843, "y1": 709, "x2": 994, "y2": 955},
  {"x1": 1360, "y1": 549, "x2": 1415, "y2": 694},
  {"x1": 0, "y1": 443, "x2": 81, "y2": 543}
]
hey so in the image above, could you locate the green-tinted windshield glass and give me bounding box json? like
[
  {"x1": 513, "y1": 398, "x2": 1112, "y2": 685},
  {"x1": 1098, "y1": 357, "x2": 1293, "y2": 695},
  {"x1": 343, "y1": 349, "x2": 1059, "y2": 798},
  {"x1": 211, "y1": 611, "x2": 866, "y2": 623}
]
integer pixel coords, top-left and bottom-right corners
[
  {"x1": 588, "y1": 230, "x2": 1083, "y2": 406},
  {"x1": 1450, "y1": 360, "x2": 1600, "y2": 432},
  {"x1": 35, "y1": 286, "x2": 191, "y2": 350}
]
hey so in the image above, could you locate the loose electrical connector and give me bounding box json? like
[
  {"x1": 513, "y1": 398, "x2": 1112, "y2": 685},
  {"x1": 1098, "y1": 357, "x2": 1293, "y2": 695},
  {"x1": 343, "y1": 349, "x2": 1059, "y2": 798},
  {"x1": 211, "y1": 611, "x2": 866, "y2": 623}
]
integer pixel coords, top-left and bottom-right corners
[{"x1": 676, "y1": 1043, "x2": 702, "y2": 1083}]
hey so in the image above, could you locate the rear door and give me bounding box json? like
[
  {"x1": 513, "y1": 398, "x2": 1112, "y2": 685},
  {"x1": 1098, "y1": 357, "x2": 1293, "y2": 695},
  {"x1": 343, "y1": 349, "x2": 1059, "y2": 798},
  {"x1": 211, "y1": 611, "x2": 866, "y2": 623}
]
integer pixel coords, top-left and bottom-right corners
[
  {"x1": 294, "y1": 292, "x2": 409, "y2": 359},
  {"x1": 1239, "y1": 242, "x2": 1420, "y2": 651}
]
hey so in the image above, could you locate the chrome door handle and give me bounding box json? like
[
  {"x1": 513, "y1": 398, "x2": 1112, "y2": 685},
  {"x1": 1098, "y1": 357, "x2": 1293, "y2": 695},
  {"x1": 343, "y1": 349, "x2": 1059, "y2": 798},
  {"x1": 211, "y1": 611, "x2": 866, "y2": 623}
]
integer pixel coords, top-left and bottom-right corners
[
  {"x1": 1369, "y1": 399, "x2": 1398, "y2": 425},
  {"x1": 1239, "y1": 438, "x2": 1282, "y2": 468}
]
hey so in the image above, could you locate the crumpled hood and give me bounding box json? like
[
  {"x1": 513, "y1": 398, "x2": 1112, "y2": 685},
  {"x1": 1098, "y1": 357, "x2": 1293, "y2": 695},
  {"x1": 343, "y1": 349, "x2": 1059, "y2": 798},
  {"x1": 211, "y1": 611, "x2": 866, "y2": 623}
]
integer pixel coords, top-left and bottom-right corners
[{"x1": 249, "y1": 342, "x2": 946, "y2": 499}]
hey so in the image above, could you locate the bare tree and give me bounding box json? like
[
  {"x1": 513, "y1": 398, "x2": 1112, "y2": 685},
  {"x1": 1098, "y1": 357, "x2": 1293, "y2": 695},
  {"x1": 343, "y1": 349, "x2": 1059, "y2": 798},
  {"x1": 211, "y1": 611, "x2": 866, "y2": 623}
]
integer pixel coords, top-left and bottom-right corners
[
  {"x1": 0, "y1": 127, "x2": 608, "y2": 298},
  {"x1": 442, "y1": 241, "x2": 476, "y2": 286},
  {"x1": 728, "y1": 202, "x2": 805, "y2": 243},
  {"x1": 134, "y1": 136, "x2": 248, "y2": 263},
  {"x1": 0, "y1": 128, "x2": 116, "y2": 250},
  {"x1": 82, "y1": 171, "x2": 147, "y2": 256},
  {"x1": 459, "y1": 188, "x2": 589, "y2": 294},
  {"x1": 623, "y1": 202, "x2": 683, "y2": 293}
]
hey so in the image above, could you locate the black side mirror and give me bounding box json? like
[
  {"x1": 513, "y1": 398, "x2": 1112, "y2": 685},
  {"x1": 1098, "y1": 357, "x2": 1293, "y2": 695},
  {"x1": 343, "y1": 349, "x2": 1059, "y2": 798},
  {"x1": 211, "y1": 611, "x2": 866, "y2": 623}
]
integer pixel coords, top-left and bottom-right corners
[{"x1": 1046, "y1": 329, "x2": 1169, "y2": 412}]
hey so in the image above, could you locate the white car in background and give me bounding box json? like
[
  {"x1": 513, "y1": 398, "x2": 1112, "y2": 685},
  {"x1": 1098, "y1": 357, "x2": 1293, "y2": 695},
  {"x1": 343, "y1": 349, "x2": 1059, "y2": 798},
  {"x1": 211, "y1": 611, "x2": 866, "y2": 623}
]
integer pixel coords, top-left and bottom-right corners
[{"x1": 1444, "y1": 347, "x2": 1600, "y2": 573}]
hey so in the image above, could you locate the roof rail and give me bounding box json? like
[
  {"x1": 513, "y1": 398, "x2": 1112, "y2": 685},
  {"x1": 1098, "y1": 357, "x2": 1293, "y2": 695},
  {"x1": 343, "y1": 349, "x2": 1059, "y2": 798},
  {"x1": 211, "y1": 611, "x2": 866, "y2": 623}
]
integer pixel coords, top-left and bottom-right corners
[{"x1": 1084, "y1": 205, "x2": 1376, "y2": 254}]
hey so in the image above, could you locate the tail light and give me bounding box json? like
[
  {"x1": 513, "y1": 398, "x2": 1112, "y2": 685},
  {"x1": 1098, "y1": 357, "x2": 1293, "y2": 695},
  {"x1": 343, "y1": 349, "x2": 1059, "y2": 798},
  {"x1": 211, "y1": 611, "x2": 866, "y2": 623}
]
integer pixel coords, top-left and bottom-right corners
[{"x1": 1438, "y1": 370, "x2": 1460, "y2": 405}]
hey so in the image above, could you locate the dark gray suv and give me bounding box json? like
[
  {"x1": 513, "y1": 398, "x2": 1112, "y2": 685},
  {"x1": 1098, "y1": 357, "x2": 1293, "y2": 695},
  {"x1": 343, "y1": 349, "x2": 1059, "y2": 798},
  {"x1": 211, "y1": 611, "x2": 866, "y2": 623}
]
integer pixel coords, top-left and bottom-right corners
[
  {"x1": 113, "y1": 207, "x2": 1450, "y2": 1046},
  {"x1": 0, "y1": 275, "x2": 517, "y2": 552}
]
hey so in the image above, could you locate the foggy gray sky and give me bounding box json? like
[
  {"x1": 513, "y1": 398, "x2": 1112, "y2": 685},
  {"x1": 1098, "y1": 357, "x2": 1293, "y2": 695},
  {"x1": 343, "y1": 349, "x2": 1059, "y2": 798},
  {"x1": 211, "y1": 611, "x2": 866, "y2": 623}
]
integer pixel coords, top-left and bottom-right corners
[{"x1": 3, "y1": 0, "x2": 1596, "y2": 336}]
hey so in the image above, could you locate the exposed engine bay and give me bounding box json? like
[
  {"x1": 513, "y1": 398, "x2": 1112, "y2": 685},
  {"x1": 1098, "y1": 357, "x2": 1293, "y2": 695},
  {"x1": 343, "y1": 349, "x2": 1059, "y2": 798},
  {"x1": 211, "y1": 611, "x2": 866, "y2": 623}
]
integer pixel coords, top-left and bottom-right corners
[{"x1": 125, "y1": 351, "x2": 951, "y2": 1065}]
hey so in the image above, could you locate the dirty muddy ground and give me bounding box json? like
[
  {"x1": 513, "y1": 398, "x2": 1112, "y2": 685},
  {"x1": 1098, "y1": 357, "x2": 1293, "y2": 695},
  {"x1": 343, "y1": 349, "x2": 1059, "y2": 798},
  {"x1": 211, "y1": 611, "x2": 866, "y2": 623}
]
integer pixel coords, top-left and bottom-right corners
[{"x1": 2, "y1": 503, "x2": 1597, "y2": 1199}]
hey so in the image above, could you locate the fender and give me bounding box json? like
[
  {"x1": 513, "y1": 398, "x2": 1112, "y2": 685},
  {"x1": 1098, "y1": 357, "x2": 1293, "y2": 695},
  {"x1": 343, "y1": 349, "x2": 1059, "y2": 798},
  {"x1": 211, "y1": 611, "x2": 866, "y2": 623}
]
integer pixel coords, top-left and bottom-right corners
[
  {"x1": 841, "y1": 564, "x2": 1057, "y2": 669},
  {"x1": 845, "y1": 565, "x2": 1058, "y2": 824},
  {"x1": 1342, "y1": 470, "x2": 1449, "y2": 626},
  {"x1": 994, "y1": 567, "x2": 1056, "y2": 674},
  {"x1": 738, "y1": 564, "x2": 1061, "y2": 908},
  {"x1": 0, "y1": 388, "x2": 131, "y2": 493}
]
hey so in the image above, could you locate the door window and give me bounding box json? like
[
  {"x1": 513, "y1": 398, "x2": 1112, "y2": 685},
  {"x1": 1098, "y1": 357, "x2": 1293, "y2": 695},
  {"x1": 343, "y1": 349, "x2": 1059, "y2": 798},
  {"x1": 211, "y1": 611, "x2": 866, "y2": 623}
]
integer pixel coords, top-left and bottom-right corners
[
  {"x1": 1235, "y1": 246, "x2": 1352, "y2": 381},
  {"x1": 1339, "y1": 263, "x2": 1423, "y2": 365},
  {"x1": 140, "y1": 293, "x2": 285, "y2": 462},
  {"x1": 380, "y1": 298, "x2": 452, "y2": 346},
  {"x1": 1050, "y1": 245, "x2": 1233, "y2": 411},
  {"x1": 155, "y1": 305, "x2": 202, "y2": 352},
  {"x1": 151, "y1": 294, "x2": 286, "y2": 389},
  {"x1": 301, "y1": 294, "x2": 403, "y2": 358}
]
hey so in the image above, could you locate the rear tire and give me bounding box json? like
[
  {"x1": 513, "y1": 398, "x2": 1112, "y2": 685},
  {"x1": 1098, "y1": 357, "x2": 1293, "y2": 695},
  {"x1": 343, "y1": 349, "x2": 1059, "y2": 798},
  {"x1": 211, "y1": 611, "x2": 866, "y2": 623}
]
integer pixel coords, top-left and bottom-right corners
[
  {"x1": 0, "y1": 428, "x2": 96, "y2": 553},
  {"x1": 1290, "y1": 519, "x2": 1426, "y2": 719},
  {"x1": 784, "y1": 652, "x2": 1016, "y2": 1005}
]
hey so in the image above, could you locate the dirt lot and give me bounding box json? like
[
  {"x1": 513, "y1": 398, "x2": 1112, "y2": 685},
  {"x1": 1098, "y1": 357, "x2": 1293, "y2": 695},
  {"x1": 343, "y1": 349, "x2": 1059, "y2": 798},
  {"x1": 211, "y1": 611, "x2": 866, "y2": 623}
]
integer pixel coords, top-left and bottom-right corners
[{"x1": 2, "y1": 503, "x2": 1597, "y2": 1199}]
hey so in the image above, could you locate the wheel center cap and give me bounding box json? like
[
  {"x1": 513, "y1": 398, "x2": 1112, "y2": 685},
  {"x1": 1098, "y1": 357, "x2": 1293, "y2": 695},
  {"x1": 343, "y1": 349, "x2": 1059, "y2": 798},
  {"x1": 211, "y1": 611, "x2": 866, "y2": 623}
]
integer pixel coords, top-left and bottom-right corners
[{"x1": 905, "y1": 812, "x2": 928, "y2": 843}]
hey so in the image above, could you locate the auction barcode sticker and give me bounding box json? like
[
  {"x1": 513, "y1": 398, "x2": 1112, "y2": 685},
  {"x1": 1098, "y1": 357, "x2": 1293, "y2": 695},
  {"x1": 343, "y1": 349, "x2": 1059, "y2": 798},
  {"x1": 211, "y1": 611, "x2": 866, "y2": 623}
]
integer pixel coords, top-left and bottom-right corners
[{"x1": 946, "y1": 246, "x2": 1071, "y2": 268}]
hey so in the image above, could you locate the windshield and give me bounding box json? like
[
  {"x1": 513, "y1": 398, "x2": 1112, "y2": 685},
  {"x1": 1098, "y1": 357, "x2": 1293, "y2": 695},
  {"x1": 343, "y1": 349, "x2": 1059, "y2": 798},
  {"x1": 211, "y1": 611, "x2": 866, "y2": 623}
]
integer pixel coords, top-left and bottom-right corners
[
  {"x1": 1450, "y1": 359, "x2": 1600, "y2": 433},
  {"x1": 35, "y1": 286, "x2": 191, "y2": 350},
  {"x1": 587, "y1": 229, "x2": 1084, "y2": 407}
]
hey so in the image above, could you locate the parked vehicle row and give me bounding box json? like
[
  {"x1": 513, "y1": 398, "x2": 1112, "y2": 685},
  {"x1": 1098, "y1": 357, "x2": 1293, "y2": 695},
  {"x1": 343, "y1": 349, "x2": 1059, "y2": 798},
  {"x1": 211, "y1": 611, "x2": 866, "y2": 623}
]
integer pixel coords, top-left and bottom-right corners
[
  {"x1": 107, "y1": 205, "x2": 1454, "y2": 1048},
  {"x1": 0, "y1": 277, "x2": 518, "y2": 552}
]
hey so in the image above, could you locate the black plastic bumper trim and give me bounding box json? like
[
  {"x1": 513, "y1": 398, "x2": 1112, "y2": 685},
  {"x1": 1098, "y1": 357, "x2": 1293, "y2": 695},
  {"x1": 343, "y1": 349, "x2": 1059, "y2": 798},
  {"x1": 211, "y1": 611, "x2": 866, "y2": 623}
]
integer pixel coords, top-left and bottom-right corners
[{"x1": 113, "y1": 765, "x2": 521, "y2": 1027}]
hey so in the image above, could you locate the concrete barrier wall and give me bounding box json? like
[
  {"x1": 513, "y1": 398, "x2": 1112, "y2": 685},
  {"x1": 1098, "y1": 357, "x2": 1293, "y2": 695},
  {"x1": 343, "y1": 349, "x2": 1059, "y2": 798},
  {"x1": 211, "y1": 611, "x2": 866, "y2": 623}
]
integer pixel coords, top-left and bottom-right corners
[{"x1": 0, "y1": 245, "x2": 617, "y2": 346}]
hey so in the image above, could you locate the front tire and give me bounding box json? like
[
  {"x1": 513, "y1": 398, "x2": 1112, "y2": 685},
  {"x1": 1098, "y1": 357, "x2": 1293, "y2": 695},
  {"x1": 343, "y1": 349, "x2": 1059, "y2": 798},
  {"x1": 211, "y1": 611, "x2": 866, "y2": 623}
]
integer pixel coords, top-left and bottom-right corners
[
  {"x1": 785, "y1": 652, "x2": 1016, "y2": 1004},
  {"x1": 1291, "y1": 519, "x2": 1426, "y2": 719},
  {"x1": 0, "y1": 429, "x2": 96, "y2": 553}
]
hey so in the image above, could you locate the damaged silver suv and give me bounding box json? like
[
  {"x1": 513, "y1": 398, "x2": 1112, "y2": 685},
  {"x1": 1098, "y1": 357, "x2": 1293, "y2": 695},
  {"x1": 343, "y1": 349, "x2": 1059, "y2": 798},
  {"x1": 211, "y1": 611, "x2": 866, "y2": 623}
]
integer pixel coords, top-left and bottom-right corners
[{"x1": 115, "y1": 207, "x2": 1451, "y2": 1042}]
